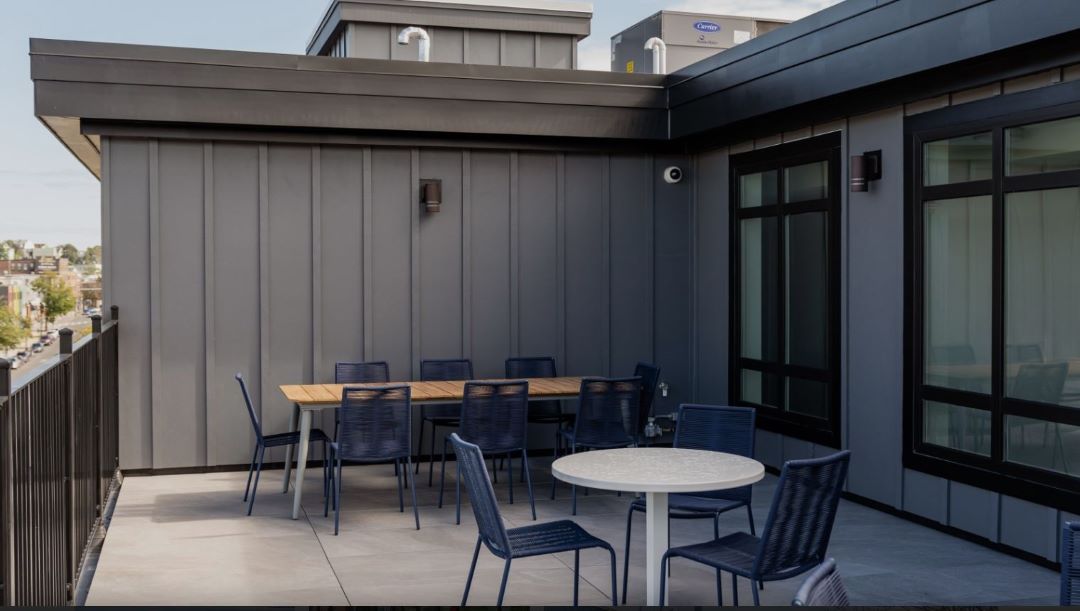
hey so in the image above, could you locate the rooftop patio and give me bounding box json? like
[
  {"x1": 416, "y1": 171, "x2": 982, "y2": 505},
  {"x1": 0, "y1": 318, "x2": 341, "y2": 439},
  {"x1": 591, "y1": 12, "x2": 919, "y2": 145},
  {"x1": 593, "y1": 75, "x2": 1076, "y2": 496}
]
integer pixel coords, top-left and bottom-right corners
[{"x1": 86, "y1": 460, "x2": 1060, "y2": 606}]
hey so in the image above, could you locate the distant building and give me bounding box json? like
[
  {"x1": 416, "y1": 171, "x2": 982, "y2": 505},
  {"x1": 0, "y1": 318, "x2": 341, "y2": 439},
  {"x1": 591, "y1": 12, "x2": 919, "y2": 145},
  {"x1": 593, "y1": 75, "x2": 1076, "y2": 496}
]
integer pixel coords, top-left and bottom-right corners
[{"x1": 0, "y1": 259, "x2": 38, "y2": 275}]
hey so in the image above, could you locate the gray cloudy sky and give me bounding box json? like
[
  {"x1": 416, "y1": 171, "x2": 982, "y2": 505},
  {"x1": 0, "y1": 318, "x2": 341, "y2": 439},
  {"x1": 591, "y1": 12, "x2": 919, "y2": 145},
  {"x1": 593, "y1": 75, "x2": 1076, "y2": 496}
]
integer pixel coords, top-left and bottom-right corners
[{"x1": 0, "y1": 0, "x2": 839, "y2": 248}]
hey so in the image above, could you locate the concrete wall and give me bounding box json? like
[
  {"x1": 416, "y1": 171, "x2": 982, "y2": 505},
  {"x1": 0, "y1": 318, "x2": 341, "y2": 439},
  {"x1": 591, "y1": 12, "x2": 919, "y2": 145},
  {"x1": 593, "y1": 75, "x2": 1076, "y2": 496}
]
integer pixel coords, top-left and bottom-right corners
[
  {"x1": 688, "y1": 91, "x2": 1073, "y2": 564},
  {"x1": 103, "y1": 136, "x2": 689, "y2": 471}
]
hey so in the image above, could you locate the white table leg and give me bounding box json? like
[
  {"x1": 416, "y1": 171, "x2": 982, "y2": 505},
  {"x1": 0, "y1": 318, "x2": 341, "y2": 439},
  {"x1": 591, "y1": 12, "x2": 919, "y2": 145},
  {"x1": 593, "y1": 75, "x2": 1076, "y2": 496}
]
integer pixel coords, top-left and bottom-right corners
[
  {"x1": 645, "y1": 491, "x2": 669, "y2": 606},
  {"x1": 282, "y1": 403, "x2": 299, "y2": 493},
  {"x1": 291, "y1": 409, "x2": 313, "y2": 520}
]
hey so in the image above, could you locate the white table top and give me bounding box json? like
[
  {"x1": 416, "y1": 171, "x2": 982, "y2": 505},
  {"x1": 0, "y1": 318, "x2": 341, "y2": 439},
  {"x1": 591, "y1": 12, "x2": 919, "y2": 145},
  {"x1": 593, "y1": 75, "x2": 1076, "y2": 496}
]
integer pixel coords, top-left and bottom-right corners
[{"x1": 551, "y1": 447, "x2": 765, "y2": 493}]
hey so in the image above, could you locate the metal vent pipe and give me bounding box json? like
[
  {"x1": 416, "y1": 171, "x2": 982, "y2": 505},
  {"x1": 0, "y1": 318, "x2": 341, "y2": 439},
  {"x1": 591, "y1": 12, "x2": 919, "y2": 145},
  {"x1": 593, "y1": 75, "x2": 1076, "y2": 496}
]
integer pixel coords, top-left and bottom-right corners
[
  {"x1": 645, "y1": 37, "x2": 667, "y2": 74},
  {"x1": 398, "y1": 26, "x2": 431, "y2": 62}
]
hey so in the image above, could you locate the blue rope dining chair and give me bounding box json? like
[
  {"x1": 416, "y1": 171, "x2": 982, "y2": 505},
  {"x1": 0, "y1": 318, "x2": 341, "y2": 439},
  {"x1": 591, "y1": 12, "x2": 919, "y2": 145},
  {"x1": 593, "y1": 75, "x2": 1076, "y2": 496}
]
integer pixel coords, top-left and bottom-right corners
[
  {"x1": 622, "y1": 404, "x2": 756, "y2": 603},
  {"x1": 792, "y1": 558, "x2": 848, "y2": 606},
  {"x1": 450, "y1": 433, "x2": 618, "y2": 607},
  {"x1": 236, "y1": 373, "x2": 330, "y2": 516},
  {"x1": 333, "y1": 361, "x2": 390, "y2": 438},
  {"x1": 1064, "y1": 522, "x2": 1079, "y2": 605},
  {"x1": 506, "y1": 357, "x2": 571, "y2": 476},
  {"x1": 552, "y1": 376, "x2": 642, "y2": 514},
  {"x1": 439, "y1": 381, "x2": 537, "y2": 523},
  {"x1": 325, "y1": 384, "x2": 418, "y2": 534},
  {"x1": 659, "y1": 450, "x2": 851, "y2": 606},
  {"x1": 416, "y1": 358, "x2": 473, "y2": 486}
]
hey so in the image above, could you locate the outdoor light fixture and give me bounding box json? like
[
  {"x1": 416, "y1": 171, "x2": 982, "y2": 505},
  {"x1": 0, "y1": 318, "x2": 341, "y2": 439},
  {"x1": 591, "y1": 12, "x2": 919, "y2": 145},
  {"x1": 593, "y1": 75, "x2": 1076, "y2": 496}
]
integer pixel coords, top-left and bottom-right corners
[
  {"x1": 421, "y1": 179, "x2": 442, "y2": 213},
  {"x1": 850, "y1": 150, "x2": 882, "y2": 192}
]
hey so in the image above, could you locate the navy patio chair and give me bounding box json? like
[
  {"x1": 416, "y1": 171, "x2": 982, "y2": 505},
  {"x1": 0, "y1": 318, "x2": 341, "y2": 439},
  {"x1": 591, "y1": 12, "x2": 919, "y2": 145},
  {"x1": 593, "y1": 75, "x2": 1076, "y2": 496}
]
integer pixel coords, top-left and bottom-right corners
[
  {"x1": 325, "y1": 384, "x2": 419, "y2": 534},
  {"x1": 659, "y1": 450, "x2": 851, "y2": 606},
  {"x1": 333, "y1": 361, "x2": 390, "y2": 437},
  {"x1": 450, "y1": 433, "x2": 618, "y2": 607},
  {"x1": 792, "y1": 558, "x2": 849, "y2": 606},
  {"x1": 506, "y1": 357, "x2": 572, "y2": 467},
  {"x1": 1063, "y1": 522, "x2": 1079, "y2": 605},
  {"x1": 236, "y1": 373, "x2": 330, "y2": 516},
  {"x1": 552, "y1": 376, "x2": 642, "y2": 514},
  {"x1": 439, "y1": 381, "x2": 536, "y2": 523},
  {"x1": 633, "y1": 362, "x2": 662, "y2": 443},
  {"x1": 416, "y1": 358, "x2": 473, "y2": 485},
  {"x1": 622, "y1": 404, "x2": 756, "y2": 603}
]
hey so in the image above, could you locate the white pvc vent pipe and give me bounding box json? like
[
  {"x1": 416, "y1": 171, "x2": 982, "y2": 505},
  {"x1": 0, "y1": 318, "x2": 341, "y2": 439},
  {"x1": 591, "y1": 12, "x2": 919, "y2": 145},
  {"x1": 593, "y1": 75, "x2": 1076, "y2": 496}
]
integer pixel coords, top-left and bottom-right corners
[
  {"x1": 645, "y1": 37, "x2": 667, "y2": 75},
  {"x1": 398, "y1": 26, "x2": 431, "y2": 62}
]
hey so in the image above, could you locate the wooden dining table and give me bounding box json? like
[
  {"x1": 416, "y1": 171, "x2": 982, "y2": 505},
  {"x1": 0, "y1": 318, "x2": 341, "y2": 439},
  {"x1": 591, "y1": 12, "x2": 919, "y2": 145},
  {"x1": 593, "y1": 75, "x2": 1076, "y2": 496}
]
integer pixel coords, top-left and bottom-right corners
[{"x1": 278, "y1": 377, "x2": 584, "y2": 519}]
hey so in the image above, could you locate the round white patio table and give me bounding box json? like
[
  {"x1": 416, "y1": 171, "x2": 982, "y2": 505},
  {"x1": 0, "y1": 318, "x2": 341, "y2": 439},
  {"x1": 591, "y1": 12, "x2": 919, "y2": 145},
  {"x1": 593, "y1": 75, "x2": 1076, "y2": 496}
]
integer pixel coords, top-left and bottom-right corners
[{"x1": 551, "y1": 447, "x2": 764, "y2": 606}]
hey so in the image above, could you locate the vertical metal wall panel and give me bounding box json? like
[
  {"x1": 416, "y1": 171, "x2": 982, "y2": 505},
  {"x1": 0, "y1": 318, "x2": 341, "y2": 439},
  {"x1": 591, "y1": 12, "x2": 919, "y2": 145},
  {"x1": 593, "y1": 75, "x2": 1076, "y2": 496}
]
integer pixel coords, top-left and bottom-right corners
[
  {"x1": 418, "y1": 150, "x2": 465, "y2": 361},
  {"x1": 351, "y1": 23, "x2": 392, "y2": 60},
  {"x1": 466, "y1": 30, "x2": 501, "y2": 65},
  {"x1": 563, "y1": 154, "x2": 606, "y2": 375},
  {"x1": 609, "y1": 154, "x2": 654, "y2": 376},
  {"x1": 319, "y1": 146, "x2": 366, "y2": 378},
  {"x1": 536, "y1": 34, "x2": 572, "y2": 69},
  {"x1": 370, "y1": 148, "x2": 414, "y2": 381},
  {"x1": 108, "y1": 138, "x2": 152, "y2": 470},
  {"x1": 265, "y1": 145, "x2": 313, "y2": 459},
  {"x1": 691, "y1": 148, "x2": 729, "y2": 403},
  {"x1": 755, "y1": 429, "x2": 782, "y2": 469},
  {"x1": 652, "y1": 153, "x2": 692, "y2": 415},
  {"x1": 431, "y1": 27, "x2": 465, "y2": 64},
  {"x1": 515, "y1": 153, "x2": 559, "y2": 359},
  {"x1": 845, "y1": 107, "x2": 904, "y2": 507},
  {"x1": 467, "y1": 151, "x2": 512, "y2": 378},
  {"x1": 502, "y1": 32, "x2": 536, "y2": 67},
  {"x1": 153, "y1": 141, "x2": 207, "y2": 468},
  {"x1": 208, "y1": 143, "x2": 262, "y2": 466},
  {"x1": 999, "y1": 495, "x2": 1060, "y2": 560},
  {"x1": 902, "y1": 468, "x2": 949, "y2": 524},
  {"x1": 948, "y1": 481, "x2": 1000, "y2": 542}
]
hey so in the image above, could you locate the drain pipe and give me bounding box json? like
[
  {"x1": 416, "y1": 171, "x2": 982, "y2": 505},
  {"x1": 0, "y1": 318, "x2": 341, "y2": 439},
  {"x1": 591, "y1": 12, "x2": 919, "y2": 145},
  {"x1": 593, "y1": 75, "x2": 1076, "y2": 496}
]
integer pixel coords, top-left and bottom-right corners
[
  {"x1": 398, "y1": 26, "x2": 431, "y2": 62},
  {"x1": 645, "y1": 37, "x2": 667, "y2": 75}
]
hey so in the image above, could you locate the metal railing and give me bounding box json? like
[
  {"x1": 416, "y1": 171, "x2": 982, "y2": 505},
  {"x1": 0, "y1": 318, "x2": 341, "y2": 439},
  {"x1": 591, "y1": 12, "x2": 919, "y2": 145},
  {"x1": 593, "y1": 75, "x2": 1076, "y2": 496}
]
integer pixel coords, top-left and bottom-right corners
[{"x1": 0, "y1": 306, "x2": 120, "y2": 606}]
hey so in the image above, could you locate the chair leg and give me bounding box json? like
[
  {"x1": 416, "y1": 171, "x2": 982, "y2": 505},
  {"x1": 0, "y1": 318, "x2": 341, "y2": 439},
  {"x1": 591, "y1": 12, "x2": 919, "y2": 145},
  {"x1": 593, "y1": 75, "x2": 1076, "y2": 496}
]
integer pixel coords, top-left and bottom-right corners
[
  {"x1": 520, "y1": 445, "x2": 527, "y2": 484},
  {"x1": 492, "y1": 455, "x2": 498, "y2": 485},
  {"x1": 752, "y1": 576, "x2": 761, "y2": 606},
  {"x1": 405, "y1": 456, "x2": 420, "y2": 530},
  {"x1": 507, "y1": 452, "x2": 514, "y2": 505},
  {"x1": 428, "y1": 423, "x2": 438, "y2": 487},
  {"x1": 396, "y1": 458, "x2": 405, "y2": 513},
  {"x1": 521, "y1": 448, "x2": 536, "y2": 521},
  {"x1": 416, "y1": 417, "x2": 425, "y2": 475},
  {"x1": 497, "y1": 558, "x2": 512, "y2": 607},
  {"x1": 659, "y1": 553, "x2": 669, "y2": 606},
  {"x1": 455, "y1": 460, "x2": 463, "y2": 525},
  {"x1": 324, "y1": 446, "x2": 333, "y2": 518},
  {"x1": 549, "y1": 433, "x2": 559, "y2": 501},
  {"x1": 333, "y1": 454, "x2": 344, "y2": 535},
  {"x1": 606, "y1": 546, "x2": 618, "y2": 606},
  {"x1": 621, "y1": 505, "x2": 634, "y2": 604},
  {"x1": 246, "y1": 446, "x2": 265, "y2": 516},
  {"x1": 573, "y1": 549, "x2": 580, "y2": 606},
  {"x1": 438, "y1": 440, "x2": 449, "y2": 509},
  {"x1": 716, "y1": 569, "x2": 724, "y2": 606},
  {"x1": 243, "y1": 445, "x2": 258, "y2": 502},
  {"x1": 462, "y1": 536, "x2": 482, "y2": 606},
  {"x1": 732, "y1": 573, "x2": 739, "y2": 606},
  {"x1": 747, "y1": 504, "x2": 756, "y2": 536}
]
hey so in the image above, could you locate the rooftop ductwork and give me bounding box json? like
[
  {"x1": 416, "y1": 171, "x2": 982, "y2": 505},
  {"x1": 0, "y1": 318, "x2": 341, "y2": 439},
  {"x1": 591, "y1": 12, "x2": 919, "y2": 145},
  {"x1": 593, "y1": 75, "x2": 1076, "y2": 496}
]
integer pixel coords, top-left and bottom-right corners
[{"x1": 397, "y1": 26, "x2": 431, "y2": 62}]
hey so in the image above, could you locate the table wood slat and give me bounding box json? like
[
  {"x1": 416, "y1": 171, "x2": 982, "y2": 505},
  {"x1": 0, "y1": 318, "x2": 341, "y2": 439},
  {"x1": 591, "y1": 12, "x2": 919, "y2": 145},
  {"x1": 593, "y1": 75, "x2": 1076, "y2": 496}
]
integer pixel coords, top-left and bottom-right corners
[{"x1": 280, "y1": 377, "x2": 586, "y2": 407}]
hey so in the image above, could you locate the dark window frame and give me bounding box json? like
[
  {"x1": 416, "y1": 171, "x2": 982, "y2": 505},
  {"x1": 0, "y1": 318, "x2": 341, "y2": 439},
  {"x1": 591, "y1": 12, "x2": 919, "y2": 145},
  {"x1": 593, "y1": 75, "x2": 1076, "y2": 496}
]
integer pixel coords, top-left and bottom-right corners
[
  {"x1": 904, "y1": 80, "x2": 1080, "y2": 511},
  {"x1": 729, "y1": 132, "x2": 843, "y2": 448}
]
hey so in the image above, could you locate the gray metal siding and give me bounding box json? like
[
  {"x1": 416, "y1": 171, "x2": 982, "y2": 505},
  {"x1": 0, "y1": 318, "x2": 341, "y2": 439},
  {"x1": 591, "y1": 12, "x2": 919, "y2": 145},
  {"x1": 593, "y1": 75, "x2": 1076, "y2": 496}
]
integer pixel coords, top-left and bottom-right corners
[
  {"x1": 466, "y1": 30, "x2": 501, "y2": 66},
  {"x1": 106, "y1": 136, "x2": 664, "y2": 470},
  {"x1": 652, "y1": 153, "x2": 691, "y2": 414},
  {"x1": 692, "y1": 148, "x2": 728, "y2": 404}
]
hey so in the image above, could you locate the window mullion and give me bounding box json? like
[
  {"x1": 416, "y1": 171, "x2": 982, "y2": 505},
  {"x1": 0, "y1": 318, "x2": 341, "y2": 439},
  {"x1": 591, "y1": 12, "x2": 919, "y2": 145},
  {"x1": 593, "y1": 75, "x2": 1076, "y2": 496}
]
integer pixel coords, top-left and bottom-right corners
[
  {"x1": 990, "y1": 126, "x2": 1005, "y2": 465},
  {"x1": 776, "y1": 166, "x2": 787, "y2": 412}
]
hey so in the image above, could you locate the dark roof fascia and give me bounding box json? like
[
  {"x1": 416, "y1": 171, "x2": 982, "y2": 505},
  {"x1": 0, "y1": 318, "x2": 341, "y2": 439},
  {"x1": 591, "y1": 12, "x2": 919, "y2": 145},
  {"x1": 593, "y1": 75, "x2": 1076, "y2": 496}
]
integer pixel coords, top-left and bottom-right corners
[
  {"x1": 668, "y1": 0, "x2": 1080, "y2": 139},
  {"x1": 307, "y1": 0, "x2": 592, "y2": 56}
]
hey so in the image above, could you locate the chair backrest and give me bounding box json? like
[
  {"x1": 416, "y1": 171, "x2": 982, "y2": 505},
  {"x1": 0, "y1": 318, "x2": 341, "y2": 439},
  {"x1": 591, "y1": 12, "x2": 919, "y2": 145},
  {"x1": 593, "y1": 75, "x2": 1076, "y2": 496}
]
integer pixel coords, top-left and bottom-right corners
[
  {"x1": 459, "y1": 381, "x2": 529, "y2": 453},
  {"x1": 505, "y1": 356, "x2": 557, "y2": 379},
  {"x1": 1007, "y1": 343, "x2": 1044, "y2": 364},
  {"x1": 929, "y1": 344, "x2": 976, "y2": 365},
  {"x1": 336, "y1": 385, "x2": 412, "y2": 461},
  {"x1": 420, "y1": 358, "x2": 473, "y2": 382},
  {"x1": 335, "y1": 361, "x2": 390, "y2": 384},
  {"x1": 1012, "y1": 362, "x2": 1068, "y2": 405},
  {"x1": 573, "y1": 377, "x2": 642, "y2": 447},
  {"x1": 675, "y1": 404, "x2": 755, "y2": 501},
  {"x1": 234, "y1": 373, "x2": 262, "y2": 443},
  {"x1": 634, "y1": 363, "x2": 661, "y2": 432},
  {"x1": 450, "y1": 433, "x2": 512, "y2": 557},
  {"x1": 1064, "y1": 522, "x2": 1079, "y2": 606},
  {"x1": 753, "y1": 450, "x2": 851, "y2": 581},
  {"x1": 792, "y1": 558, "x2": 849, "y2": 606}
]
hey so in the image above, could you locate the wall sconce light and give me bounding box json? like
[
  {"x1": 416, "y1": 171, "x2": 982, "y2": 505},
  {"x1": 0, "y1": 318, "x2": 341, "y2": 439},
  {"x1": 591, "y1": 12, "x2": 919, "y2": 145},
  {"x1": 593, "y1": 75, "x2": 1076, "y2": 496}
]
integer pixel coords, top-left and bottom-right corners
[
  {"x1": 420, "y1": 179, "x2": 442, "y2": 213},
  {"x1": 850, "y1": 150, "x2": 882, "y2": 192}
]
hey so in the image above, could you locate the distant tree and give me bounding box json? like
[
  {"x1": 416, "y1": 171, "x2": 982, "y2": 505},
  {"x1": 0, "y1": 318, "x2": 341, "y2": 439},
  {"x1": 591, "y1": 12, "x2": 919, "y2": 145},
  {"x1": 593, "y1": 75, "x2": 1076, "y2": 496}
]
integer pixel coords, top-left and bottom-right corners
[
  {"x1": 30, "y1": 273, "x2": 77, "y2": 331},
  {"x1": 0, "y1": 307, "x2": 28, "y2": 351},
  {"x1": 0, "y1": 242, "x2": 7, "y2": 260},
  {"x1": 82, "y1": 245, "x2": 101, "y2": 265},
  {"x1": 59, "y1": 243, "x2": 81, "y2": 264},
  {"x1": 1, "y1": 240, "x2": 22, "y2": 259}
]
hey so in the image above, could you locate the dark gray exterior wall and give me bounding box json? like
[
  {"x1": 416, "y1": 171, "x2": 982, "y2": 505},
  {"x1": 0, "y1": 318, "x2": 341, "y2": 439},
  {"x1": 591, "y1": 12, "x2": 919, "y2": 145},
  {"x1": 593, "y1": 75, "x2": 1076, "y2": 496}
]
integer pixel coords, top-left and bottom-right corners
[{"x1": 103, "y1": 135, "x2": 689, "y2": 470}]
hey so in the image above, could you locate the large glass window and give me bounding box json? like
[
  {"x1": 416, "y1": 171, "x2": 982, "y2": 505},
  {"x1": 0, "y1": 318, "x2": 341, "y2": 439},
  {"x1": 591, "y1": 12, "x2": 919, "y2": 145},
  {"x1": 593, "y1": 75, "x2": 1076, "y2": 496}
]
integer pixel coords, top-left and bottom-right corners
[
  {"x1": 732, "y1": 134, "x2": 840, "y2": 446},
  {"x1": 909, "y1": 103, "x2": 1080, "y2": 509}
]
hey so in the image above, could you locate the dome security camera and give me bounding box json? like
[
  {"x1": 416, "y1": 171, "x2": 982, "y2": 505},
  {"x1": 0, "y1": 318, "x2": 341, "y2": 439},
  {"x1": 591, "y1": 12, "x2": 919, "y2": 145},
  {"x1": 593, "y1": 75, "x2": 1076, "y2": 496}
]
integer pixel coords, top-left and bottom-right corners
[{"x1": 663, "y1": 166, "x2": 684, "y2": 184}]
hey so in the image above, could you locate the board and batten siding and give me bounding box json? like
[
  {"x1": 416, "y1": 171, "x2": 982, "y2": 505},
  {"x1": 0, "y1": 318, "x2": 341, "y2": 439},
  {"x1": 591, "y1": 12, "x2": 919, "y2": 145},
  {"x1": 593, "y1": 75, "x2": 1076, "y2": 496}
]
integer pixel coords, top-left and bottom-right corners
[{"x1": 103, "y1": 136, "x2": 688, "y2": 470}]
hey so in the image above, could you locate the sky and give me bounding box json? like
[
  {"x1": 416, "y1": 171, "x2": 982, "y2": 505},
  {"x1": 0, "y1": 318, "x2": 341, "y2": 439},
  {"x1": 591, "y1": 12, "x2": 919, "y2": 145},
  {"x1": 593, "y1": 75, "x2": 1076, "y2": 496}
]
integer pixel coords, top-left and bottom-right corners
[{"x1": 0, "y1": 0, "x2": 839, "y2": 249}]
